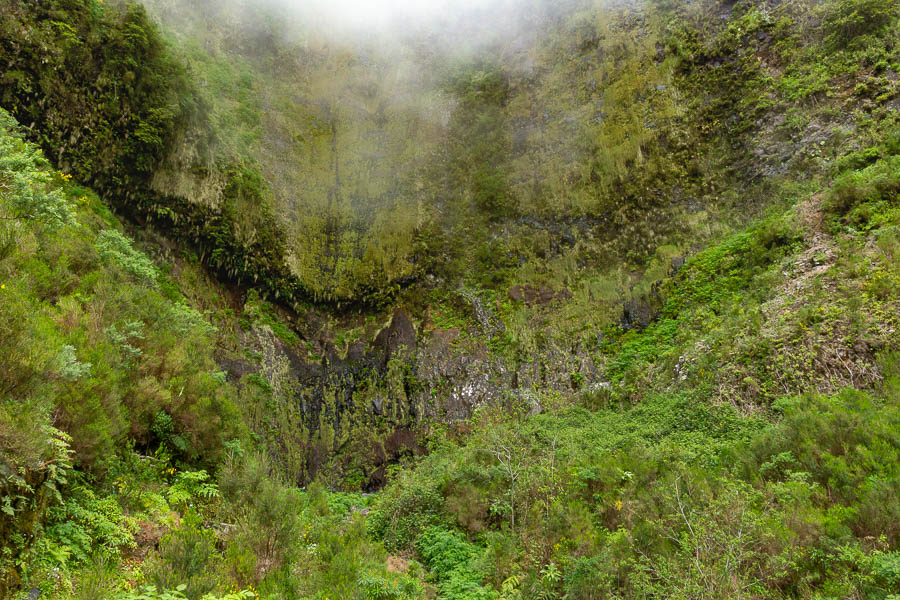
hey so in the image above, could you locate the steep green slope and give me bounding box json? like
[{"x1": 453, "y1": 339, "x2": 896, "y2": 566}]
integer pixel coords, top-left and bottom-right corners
[
  {"x1": 4, "y1": 98, "x2": 896, "y2": 597},
  {"x1": 0, "y1": 0, "x2": 304, "y2": 306},
  {"x1": 0, "y1": 105, "x2": 242, "y2": 594},
  {"x1": 369, "y1": 143, "x2": 900, "y2": 598},
  {"x1": 0, "y1": 107, "x2": 424, "y2": 599}
]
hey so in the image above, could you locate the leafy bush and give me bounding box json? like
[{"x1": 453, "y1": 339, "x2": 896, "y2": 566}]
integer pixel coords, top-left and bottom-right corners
[
  {"x1": 55, "y1": 344, "x2": 92, "y2": 381},
  {"x1": 0, "y1": 427, "x2": 72, "y2": 596},
  {"x1": 42, "y1": 485, "x2": 137, "y2": 565},
  {"x1": 662, "y1": 213, "x2": 801, "y2": 317},
  {"x1": 825, "y1": 155, "x2": 900, "y2": 229},
  {"x1": 745, "y1": 388, "x2": 900, "y2": 544},
  {"x1": 822, "y1": 0, "x2": 898, "y2": 48},
  {"x1": 472, "y1": 166, "x2": 509, "y2": 217},
  {"x1": 416, "y1": 527, "x2": 495, "y2": 599},
  {"x1": 218, "y1": 455, "x2": 302, "y2": 580},
  {"x1": 95, "y1": 229, "x2": 159, "y2": 285},
  {"x1": 115, "y1": 585, "x2": 255, "y2": 600},
  {"x1": 145, "y1": 509, "x2": 222, "y2": 599},
  {"x1": 356, "y1": 573, "x2": 422, "y2": 600},
  {"x1": 166, "y1": 470, "x2": 220, "y2": 508},
  {"x1": 0, "y1": 109, "x2": 75, "y2": 230},
  {"x1": 367, "y1": 461, "x2": 446, "y2": 552},
  {"x1": 416, "y1": 526, "x2": 478, "y2": 579}
]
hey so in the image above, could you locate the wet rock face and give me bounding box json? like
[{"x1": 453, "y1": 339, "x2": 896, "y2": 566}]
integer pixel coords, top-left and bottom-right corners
[
  {"x1": 225, "y1": 304, "x2": 599, "y2": 486},
  {"x1": 374, "y1": 308, "x2": 417, "y2": 367},
  {"x1": 508, "y1": 285, "x2": 572, "y2": 306},
  {"x1": 413, "y1": 330, "x2": 507, "y2": 421},
  {"x1": 458, "y1": 289, "x2": 505, "y2": 337},
  {"x1": 620, "y1": 296, "x2": 661, "y2": 331},
  {"x1": 620, "y1": 277, "x2": 667, "y2": 332},
  {"x1": 216, "y1": 352, "x2": 255, "y2": 382}
]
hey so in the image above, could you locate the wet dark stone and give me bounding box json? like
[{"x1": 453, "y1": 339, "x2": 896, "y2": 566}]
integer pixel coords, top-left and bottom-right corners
[
  {"x1": 621, "y1": 298, "x2": 656, "y2": 331},
  {"x1": 508, "y1": 285, "x2": 570, "y2": 306},
  {"x1": 216, "y1": 354, "x2": 254, "y2": 381},
  {"x1": 346, "y1": 340, "x2": 367, "y2": 362},
  {"x1": 374, "y1": 308, "x2": 417, "y2": 367}
]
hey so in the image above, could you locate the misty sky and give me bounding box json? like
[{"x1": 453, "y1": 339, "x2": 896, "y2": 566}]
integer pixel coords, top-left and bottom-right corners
[{"x1": 290, "y1": 0, "x2": 525, "y2": 31}]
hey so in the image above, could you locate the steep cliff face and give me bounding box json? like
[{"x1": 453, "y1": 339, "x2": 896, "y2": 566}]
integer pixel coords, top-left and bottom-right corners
[
  {"x1": 135, "y1": 0, "x2": 900, "y2": 305},
  {"x1": 186, "y1": 0, "x2": 899, "y2": 486},
  {"x1": 4, "y1": 0, "x2": 889, "y2": 312},
  {"x1": 1, "y1": 0, "x2": 898, "y2": 491},
  {"x1": 227, "y1": 295, "x2": 600, "y2": 486},
  {"x1": 135, "y1": 0, "x2": 730, "y2": 304}
]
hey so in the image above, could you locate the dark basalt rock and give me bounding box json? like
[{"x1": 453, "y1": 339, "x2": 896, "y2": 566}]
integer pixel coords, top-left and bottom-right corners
[
  {"x1": 230, "y1": 298, "x2": 598, "y2": 487},
  {"x1": 216, "y1": 353, "x2": 255, "y2": 381},
  {"x1": 374, "y1": 308, "x2": 417, "y2": 367},
  {"x1": 508, "y1": 285, "x2": 571, "y2": 306},
  {"x1": 346, "y1": 340, "x2": 367, "y2": 362},
  {"x1": 621, "y1": 297, "x2": 656, "y2": 331}
]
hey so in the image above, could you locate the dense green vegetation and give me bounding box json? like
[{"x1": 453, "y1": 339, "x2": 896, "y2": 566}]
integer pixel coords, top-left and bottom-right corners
[
  {"x1": 0, "y1": 0, "x2": 307, "y2": 306},
  {"x1": 0, "y1": 106, "x2": 421, "y2": 598},
  {"x1": 1, "y1": 0, "x2": 899, "y2": 598}
]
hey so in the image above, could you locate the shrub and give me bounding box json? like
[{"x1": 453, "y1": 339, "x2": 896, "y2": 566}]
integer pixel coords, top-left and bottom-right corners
[
  {"x1": 114, "y1": 585, "x2": 255, "y2": 600},
  {"x1": 95, "y1": 229, "x2": 158, "y2": 285},
  {"x1": 0, "y1": 109, "x2": 75, "y2": 229},
  {"x1": 472, "y1": 167, "x2": 509, "y2": 217},
  {"x1": 745, "y1": 388, "x2": 900, "y2": 543},
  {"x1": 822, "y1": 0, "x2": 898, "y2": 48},
  {"x1": 356, "y1": 573, "x2": 422, "y2": 600},
  {"x1": 825, "y1": 155, "x2": 900, "y2": 229},
  {"x1": 0, "y1": 427, "x2": 72, "y2": 596},
  {"x1": 219, "y1": 455, "x2": 301, "y2": 580},
  {"x1": 416, "y1": 526, "x2": 495, "y2": 599},
  {"x1": 145, "y1": 509, "x2": 222, "y2": 599},
  {"x1": 56, "y1": 345, "x2": 92, "y2": 381},
  {"x1": 42, "y1": 485, "x2": 137, "y2": 565},
  {"x1": 416, "y1": 526, "x2": 477, "y2": 578},
  {"x1": 563, "y1": 557, "x2": 613, "y2": 600},
  {"x1": 367, "y1": 465, "x2": 445, "y2": 552},
  {"x1": 166, "y1": 470, "x2": 220, "y2": 509}
]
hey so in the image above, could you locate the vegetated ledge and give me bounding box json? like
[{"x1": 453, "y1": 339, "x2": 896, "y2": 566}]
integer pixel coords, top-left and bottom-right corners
[{"x1": 98, "y1": 157, "x2": 415, "y2": 314}]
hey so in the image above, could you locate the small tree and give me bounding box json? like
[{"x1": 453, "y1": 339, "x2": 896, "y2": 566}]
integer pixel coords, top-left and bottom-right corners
[
  {"x1": 480, "y1": 428, "x2": 528, "y2": 533},
  {"x1": 0, "y1": 109, "x2": 75, "y2": 231}
]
